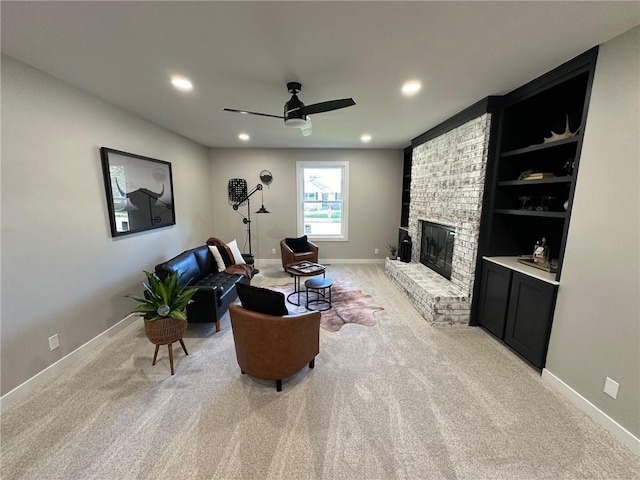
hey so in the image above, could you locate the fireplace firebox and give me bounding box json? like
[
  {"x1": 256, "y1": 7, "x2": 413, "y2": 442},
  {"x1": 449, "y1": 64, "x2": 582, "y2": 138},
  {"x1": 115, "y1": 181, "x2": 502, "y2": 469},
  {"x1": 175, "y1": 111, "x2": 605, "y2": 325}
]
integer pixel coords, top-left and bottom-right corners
[{"x1": 420, "y1": 221, "x2": 455, "y2": 280}]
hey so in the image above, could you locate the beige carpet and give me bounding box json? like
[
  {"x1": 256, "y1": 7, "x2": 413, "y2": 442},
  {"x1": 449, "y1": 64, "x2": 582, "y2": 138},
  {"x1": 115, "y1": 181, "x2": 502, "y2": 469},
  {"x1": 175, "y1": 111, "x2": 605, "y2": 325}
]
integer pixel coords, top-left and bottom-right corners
[
  {"x1": 1, "y1": 264, "x2": 639, "y2": 480},
  {"x1": 271, "y1": 281, "x2": 383, "y2": 331}
]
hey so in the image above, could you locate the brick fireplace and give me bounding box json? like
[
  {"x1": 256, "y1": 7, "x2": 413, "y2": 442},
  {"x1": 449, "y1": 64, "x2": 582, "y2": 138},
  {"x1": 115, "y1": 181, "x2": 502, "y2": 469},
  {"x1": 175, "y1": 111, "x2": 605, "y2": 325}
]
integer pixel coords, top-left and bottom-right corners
[{"x1": 386, "y1": 113, "x2": 491, "y2": 325}]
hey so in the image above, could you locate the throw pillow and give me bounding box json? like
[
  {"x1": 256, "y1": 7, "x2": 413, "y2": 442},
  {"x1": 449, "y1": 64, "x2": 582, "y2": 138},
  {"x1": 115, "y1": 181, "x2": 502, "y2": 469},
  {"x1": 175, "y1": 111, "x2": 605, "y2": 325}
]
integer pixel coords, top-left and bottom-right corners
[
  {"x1": 227, "y1": 239, "x2": 246, "y2": 265},
  {"x1": 236, "y1": 283, "x2": 289, "y2": 316},
  {"x1": 208, "y1": 245, "x2": 234, "y2": 272},
  {"x1": 285, "y1": 235, "x2": 309, "y2": 253}
]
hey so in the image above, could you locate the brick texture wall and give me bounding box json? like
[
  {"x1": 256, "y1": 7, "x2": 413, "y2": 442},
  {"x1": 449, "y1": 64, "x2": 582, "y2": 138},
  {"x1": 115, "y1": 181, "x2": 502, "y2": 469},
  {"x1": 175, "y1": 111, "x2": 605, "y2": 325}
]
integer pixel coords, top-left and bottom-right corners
[{"x1": 409, "y1": 113, "x2": 492, "y2": 298}]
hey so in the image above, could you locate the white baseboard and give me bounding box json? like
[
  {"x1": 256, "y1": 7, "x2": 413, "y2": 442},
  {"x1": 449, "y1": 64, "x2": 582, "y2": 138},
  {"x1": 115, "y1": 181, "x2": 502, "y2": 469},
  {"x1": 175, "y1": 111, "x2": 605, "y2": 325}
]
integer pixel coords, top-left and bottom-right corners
[
  {"x1": 542, "y1": 368, "x2": 640, "y2": 455},
  {"x1": 255, "y1": 258, "x2": 386, "y2": 266},
  {"x1": 1, "y1": 313, "x2": 138, "y2": 412}
]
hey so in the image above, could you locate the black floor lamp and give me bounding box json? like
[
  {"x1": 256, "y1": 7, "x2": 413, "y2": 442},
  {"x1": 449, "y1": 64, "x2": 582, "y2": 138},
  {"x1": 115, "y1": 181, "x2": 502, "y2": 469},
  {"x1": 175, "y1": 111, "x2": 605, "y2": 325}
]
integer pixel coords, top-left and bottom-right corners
[{"x1": 232, "y1": 183, "x2": 269, "y2": 261}]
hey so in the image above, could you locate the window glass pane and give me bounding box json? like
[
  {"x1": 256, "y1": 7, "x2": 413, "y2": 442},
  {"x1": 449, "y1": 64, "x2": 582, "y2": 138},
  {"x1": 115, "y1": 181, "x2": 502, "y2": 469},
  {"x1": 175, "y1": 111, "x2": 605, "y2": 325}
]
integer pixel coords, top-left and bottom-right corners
[{"x1": 299, "y1": 164, "x2": 347, "y2": 239}]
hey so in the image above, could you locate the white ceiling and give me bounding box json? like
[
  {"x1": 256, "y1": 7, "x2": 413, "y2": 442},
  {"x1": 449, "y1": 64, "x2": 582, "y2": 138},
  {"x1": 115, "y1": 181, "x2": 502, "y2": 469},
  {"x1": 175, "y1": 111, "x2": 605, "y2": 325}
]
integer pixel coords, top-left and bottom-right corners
[{"x1": 2, "y1": 1, "x2": 638, "y2": 149}]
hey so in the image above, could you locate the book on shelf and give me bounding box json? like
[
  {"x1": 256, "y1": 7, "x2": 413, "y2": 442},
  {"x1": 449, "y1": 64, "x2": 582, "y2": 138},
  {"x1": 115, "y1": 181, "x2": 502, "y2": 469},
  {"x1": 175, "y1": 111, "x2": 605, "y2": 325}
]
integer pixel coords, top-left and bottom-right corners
[{"x1": 524, "y1": 172, "x2": 555, "y2": 180}]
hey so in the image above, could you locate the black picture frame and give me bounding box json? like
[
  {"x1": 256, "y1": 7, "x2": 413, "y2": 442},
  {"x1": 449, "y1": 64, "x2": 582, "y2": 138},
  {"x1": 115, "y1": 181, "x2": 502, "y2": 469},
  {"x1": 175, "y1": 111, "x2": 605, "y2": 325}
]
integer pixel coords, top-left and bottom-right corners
[{"x1": 100, "y1": 147, "x2": 176, "y2": 237}]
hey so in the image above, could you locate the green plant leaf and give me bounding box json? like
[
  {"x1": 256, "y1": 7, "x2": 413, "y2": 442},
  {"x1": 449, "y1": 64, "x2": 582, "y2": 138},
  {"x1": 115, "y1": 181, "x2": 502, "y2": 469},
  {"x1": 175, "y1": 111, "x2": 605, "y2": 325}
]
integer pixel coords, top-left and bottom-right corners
[
  {"x1": 125, "y1": 294, "x2": 154, "y2": 306},
  {"x1": 169, "y1": 309, "x2": 188, "y2": 321},
  {"x1": 127, "y1": 270, "x2": 197, "y2": 321}
]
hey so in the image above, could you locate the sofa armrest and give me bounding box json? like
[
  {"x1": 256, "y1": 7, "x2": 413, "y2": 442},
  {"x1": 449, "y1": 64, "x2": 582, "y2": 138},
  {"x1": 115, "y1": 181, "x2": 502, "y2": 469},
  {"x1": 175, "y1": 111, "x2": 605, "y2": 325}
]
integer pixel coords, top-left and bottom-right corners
[{"x1": 185, "y1": 287, "x2": 221, "y2": 323}]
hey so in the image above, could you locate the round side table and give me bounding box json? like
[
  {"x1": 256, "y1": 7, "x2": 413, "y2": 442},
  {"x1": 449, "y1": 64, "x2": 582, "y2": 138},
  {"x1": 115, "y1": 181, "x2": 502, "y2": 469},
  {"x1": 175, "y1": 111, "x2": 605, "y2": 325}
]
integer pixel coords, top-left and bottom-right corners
[{"x1": 305, "y1": 277, "x2": 333, "y2": 311}]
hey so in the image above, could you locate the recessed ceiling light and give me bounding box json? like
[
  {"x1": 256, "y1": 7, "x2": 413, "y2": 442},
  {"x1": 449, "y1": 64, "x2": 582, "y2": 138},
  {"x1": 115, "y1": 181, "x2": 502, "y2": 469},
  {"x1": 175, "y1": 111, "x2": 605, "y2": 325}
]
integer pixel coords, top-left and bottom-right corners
[
  {"x1": 238, "y1": 133, "x2": 250, "y2": 141},
  {"x1": 361, "y1": 134, "x2": 372, "y2": 143},
  {"x1": 171, "y1": 75, "x2": 193, "y2": 92},
  {"x1": 402, "y1": 80, "x2": 421, "y2": 96}
]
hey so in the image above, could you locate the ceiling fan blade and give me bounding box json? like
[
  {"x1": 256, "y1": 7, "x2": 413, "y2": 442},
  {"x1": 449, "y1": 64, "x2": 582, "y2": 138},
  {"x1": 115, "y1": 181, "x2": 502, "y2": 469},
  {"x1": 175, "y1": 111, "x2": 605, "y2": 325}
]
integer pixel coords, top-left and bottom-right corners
[
  {"x1": 300, "y1": 98, "x2": 355, "y2": 115},
  {"x1": 223, "y1": 108, "x2": 284, "y2": 119}
]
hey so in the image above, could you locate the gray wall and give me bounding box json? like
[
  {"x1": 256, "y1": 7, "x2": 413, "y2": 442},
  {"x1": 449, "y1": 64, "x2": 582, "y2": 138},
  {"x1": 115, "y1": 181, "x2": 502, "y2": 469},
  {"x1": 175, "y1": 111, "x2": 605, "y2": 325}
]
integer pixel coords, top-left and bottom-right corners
[
  {"x1": 0, "y1": 56, "x2": 213, "y2": 395},
  {"x1": 209, "y1": 148, "x2": 403, "y2": 263},
  {"x1": 546, "y1": 26, "x2": 639, "y2": 437}
]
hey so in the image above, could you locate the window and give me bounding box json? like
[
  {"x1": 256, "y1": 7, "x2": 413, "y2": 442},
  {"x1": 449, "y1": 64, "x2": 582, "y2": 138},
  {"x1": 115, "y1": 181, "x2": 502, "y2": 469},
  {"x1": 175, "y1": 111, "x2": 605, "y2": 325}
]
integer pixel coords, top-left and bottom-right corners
[{"x1": 297, "y1": 161, "x2": 348, "y2": 241}]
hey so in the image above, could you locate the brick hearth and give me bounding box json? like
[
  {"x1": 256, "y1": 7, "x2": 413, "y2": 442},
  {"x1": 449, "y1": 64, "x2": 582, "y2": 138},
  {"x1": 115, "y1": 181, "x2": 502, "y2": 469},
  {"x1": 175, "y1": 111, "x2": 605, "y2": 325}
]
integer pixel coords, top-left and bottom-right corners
[{"x1": 385, "y1": 259, "x2": 469, "y2": 325}]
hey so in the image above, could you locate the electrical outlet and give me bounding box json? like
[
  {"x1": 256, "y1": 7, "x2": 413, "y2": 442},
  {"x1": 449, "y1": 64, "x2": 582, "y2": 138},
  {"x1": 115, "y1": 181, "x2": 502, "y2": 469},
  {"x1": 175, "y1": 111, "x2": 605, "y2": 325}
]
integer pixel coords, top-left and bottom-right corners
[
  {"x1": 48, "y1": 334, "x2": 60, "y2": 351},
  {"x1": 374, "y1": 248, "x2": 379, "y2": 254},
  {"x1": 272, "y1": 248, "x2": 277, "y2": 255},
  {"x1": 604, "y1": 377, "x2": 619, "y2": 399}
]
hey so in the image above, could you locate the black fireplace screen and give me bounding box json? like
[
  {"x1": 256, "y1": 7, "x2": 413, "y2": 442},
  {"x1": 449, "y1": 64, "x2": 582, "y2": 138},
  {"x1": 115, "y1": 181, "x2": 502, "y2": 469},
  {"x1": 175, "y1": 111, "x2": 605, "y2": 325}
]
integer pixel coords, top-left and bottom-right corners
[{"x1": 420, "y1": 221, "x2": 455, "y2": 280}]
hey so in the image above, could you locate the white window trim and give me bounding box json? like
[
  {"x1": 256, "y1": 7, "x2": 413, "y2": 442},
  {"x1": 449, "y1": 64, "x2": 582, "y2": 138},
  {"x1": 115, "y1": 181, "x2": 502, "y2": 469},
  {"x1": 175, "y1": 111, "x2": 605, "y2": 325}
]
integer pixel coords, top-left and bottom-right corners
[{"x1": 296, "y1": 160, "x2": 349, "y2": 241}]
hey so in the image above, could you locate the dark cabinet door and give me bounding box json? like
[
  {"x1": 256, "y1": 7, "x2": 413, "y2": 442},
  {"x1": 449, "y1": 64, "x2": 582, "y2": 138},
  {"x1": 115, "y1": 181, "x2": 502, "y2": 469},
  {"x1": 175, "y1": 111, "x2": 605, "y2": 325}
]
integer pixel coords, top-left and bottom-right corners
[
  {"x1": 477, "y1": 261, "x2": 512, "y2": 339},
  {"x1": 504, "y1": 272, "x2": 558, "y2": 369}
]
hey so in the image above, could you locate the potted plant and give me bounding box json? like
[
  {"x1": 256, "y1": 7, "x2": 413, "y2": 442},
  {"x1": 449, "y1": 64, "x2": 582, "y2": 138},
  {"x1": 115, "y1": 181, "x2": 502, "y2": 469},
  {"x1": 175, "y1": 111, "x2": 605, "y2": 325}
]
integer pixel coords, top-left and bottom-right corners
[
  {"x1": 126, "y1": 271, "x2": 197, "y2": 370},
  {"x1": 386, "y1": 243, "x2": 399, "y2": 260}
]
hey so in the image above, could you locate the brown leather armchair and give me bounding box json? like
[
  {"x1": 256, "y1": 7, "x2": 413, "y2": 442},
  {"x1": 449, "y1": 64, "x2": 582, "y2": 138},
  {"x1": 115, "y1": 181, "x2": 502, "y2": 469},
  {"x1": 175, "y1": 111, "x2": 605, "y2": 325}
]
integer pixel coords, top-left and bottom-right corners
[
  {"x1": 229, "y1": 304, "x2": 320, "y2": 391},
  {"x1": 280, "y1": 238, "x2": 319, "y2": 269}
]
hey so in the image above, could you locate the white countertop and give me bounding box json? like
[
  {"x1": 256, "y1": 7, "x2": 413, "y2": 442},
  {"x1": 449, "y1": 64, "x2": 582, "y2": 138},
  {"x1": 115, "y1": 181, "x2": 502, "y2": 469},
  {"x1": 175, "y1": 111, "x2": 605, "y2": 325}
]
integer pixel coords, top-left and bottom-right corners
[{"x1": 483, "y1": 256, "x2": 560, "y2": 285}]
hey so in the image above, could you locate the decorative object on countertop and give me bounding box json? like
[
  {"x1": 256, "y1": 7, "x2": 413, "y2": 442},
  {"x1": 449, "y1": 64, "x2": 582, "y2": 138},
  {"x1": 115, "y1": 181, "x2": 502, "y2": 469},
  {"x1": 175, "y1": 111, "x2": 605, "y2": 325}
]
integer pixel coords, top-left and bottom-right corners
[
  {"x1": 517, "y1": 255, "x2": 558, "y2": 273},
  {"x1": 533, "y1": 237, "x2": 550, "y2": 267}
]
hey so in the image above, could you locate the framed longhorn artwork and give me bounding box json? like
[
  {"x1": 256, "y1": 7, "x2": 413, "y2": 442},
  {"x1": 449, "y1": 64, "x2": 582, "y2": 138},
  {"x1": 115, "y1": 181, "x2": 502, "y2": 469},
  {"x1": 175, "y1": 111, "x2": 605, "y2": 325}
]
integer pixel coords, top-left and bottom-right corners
[{"x1": 100, "y1": 147, "x2": 176, "y2": 237}]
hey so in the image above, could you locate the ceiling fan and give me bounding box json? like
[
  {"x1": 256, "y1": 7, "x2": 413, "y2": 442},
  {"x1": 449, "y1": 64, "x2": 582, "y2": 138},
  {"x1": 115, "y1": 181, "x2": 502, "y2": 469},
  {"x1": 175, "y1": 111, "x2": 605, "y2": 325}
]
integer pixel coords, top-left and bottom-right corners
[{"x1": 224, "y1": 82, "x2": 355, "y2": 136}]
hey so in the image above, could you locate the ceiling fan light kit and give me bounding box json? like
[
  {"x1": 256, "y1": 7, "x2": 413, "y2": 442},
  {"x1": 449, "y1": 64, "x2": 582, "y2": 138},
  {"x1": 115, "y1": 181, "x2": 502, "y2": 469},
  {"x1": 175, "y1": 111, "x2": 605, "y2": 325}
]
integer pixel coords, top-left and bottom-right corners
[
  {"x1": 224, "y1": 82, "x2": 355, "y2": 136},
  {"x1": 284, "y1": 117, "x2": 307, "y2": 128}
]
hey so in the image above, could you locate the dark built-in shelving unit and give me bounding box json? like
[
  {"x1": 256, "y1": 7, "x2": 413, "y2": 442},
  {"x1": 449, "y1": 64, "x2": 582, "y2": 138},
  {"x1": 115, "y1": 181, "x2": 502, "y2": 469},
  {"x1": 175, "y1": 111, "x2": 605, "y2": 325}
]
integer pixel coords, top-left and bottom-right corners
[
  {"x1": 470, "y1": 47, "x2": 599, "y2": 369},
  {"x1": 479, "y1": 47, "x2": 599, "y2": 281},
  {"x1": 399, "y1": 146, "x2": 412, "y2": 246}
]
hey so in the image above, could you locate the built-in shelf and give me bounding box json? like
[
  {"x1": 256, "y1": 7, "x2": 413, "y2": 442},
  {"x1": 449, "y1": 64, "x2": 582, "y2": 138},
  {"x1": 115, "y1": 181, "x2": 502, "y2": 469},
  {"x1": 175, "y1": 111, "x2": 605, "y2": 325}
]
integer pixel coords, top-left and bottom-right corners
[
  {"x1": 495, "y1": 209, "x2": 567, "y2": 218},
  {"x1": 498, "y1": 176, "x2": 572, "y2": 186},
  {"x1": 501, "y1": 136, "x2": 580, "y2": 158}
]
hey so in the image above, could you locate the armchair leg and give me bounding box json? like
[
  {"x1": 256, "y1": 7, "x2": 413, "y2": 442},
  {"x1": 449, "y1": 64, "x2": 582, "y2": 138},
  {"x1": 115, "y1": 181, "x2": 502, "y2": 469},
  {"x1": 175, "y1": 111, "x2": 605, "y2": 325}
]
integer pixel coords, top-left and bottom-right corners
[
  {"x1": 215, "y1": 319, "x2": 220, "y2": 333},
  {"x1": 276, "y1": 379, "x2": 282, "y2": 392}
]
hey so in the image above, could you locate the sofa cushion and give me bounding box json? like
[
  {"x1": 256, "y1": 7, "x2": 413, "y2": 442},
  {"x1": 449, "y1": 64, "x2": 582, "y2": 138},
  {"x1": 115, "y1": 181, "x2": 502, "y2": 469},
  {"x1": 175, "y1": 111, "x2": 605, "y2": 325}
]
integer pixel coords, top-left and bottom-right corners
[
  {"x1": 227, "y1": 239, "x2": 246, "y2": 265},
  {"x1": 285, "y1": 235, "x2": 310, "y2": 253},
  {"x1": 192, "y1": 245, "x2": 216, "y2": 276},
  {"x1": 157, "y1": 251, "x2": 201, "y2": 286},
  {"x1": 236, "y1": 283, "x2": 288, "y2": 316},
  {"x1": 209, "y1": 245, "x2": 235, "y2": 272}
]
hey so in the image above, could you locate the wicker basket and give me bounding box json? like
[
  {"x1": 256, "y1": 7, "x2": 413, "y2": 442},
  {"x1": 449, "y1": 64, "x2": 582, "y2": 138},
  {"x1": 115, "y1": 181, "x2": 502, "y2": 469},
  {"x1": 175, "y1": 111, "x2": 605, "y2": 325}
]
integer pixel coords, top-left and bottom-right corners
[{"x1": 144, "y1": 317, "x2": 187, "y2": 345}]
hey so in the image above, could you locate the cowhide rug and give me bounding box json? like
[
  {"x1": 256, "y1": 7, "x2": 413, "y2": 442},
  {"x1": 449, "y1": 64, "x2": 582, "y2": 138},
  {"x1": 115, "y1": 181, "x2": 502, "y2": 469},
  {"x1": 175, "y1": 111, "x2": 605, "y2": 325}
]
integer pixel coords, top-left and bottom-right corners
[{"x1": 271, "y1": 283, "x2": 384, "y2": 332}]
